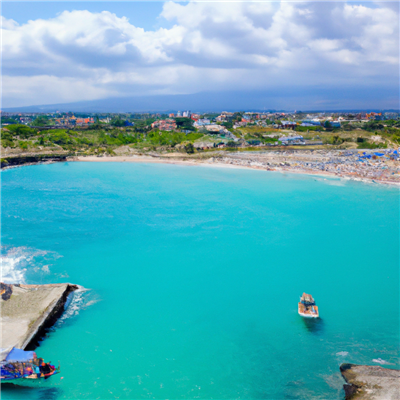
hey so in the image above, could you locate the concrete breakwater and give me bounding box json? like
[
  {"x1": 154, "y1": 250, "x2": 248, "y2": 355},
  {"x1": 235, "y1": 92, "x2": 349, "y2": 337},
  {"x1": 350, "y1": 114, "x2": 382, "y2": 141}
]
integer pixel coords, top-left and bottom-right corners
[
  {"x1": 0, "y1": 283, "x2": 78, "y2": 360},
  {"x1": 340, "y1": 363, "x2": 400, "y2": 400}
]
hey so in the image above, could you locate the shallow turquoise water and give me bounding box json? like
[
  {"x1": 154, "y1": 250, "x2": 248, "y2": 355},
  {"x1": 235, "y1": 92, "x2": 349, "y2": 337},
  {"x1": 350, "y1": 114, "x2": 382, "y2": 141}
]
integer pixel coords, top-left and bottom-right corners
[{"x1": 1, "y1": 162, "x2": 399, "y2": 400}]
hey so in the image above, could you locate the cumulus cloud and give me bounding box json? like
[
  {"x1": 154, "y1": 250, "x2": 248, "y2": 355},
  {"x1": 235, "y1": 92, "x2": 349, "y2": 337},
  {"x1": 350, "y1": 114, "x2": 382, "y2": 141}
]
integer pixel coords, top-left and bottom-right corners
[
  {"x1": 1, "y1": 1, "x2": 398, "y2": 107},
  {"x1": 3, "y1": 75, "x2": 119, "y2": 107}
]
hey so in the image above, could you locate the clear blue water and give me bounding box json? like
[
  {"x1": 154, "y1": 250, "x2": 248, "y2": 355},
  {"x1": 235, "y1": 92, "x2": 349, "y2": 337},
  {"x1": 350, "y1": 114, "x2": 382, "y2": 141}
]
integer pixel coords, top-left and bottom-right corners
[{"x1": 1, "y1": 162, "x2": 399, "y2": 400}]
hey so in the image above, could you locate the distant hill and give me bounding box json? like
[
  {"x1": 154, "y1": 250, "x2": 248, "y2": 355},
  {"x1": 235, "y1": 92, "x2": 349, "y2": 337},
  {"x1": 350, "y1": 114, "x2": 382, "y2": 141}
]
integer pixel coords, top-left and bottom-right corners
[
  {"x1": 3, "y1": 91, "x2": 398, "y2": 114},
  {"x1": 2, "y1": 92, "x2": 280, "y2": 113}
]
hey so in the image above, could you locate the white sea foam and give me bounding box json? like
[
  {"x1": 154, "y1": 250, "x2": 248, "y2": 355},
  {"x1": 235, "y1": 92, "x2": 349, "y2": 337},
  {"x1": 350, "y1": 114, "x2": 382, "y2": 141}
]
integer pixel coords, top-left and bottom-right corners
[
  {"x1": 55, "y1": 286, "x2": 100, "y2": 327},
  {"x1": 336, "y1": 351, "x2": 349, "y2": 357},
  {"x1": 1, "y1": 245, "x2": 61, "y2": 283},
  {"x1": 1, "y1": 245, "x2": 98, "y2": 326},
  {"x1": 372, "y1": 358, "x2": 394, "y2": 365}
]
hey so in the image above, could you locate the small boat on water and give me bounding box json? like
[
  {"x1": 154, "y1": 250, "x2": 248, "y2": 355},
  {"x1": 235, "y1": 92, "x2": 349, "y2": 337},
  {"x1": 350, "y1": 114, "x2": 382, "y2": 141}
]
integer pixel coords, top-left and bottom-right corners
[
  {"x1": 298, "y1": 293, "x2": 319, "y2": 318},
  {"x1": 1, "y1": 347, "x2": 60, "y2": 386}
]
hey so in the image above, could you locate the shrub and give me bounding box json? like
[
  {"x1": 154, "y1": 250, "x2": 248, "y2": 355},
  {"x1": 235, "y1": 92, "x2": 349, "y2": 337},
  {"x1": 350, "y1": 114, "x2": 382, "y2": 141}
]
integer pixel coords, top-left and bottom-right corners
[
  {"x1": 2, "y1": 139, "x2": 15, "y2": 148},
  {"x1": 184, "y1": 143, "x2": 194, "y2": 154},
  {"x1": 6, "y1": 125, "x2": 37, "y2": 139},
  {"x1": 48, "y1": 131, "x2": 72, "y2": 145},
  {"x1": 19, "y1": 141, "x2": 28, "y2": 150},
  {"x1": 357, "y1": 142, "x2": 387, "y2": 149}
]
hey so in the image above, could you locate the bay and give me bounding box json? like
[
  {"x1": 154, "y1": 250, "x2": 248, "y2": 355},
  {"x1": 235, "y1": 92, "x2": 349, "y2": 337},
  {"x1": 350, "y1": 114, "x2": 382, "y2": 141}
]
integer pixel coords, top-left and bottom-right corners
[{"x1": 1, "y1": 162, "x2": 399, "y2": 399}]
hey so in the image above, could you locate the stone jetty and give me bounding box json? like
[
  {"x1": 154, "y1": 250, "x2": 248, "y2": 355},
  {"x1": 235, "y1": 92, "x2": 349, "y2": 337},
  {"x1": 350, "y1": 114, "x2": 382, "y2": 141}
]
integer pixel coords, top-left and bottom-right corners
[
  {"x1": 1, "y1": 283, "x2": 78, "y2": 360},
  {"x1": 340, "y1": 363, "x2": 400, "y2": 400}
]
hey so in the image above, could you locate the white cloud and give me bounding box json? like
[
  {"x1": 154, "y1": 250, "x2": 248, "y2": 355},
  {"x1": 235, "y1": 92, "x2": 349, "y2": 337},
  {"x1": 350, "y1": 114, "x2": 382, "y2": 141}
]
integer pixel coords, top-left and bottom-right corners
[
  {"x1": 2, "y1": 75, "x2": 118, "y2": 107},
  {"x1": 1, "y1": 2, "x2": 398, "y2": 107}
]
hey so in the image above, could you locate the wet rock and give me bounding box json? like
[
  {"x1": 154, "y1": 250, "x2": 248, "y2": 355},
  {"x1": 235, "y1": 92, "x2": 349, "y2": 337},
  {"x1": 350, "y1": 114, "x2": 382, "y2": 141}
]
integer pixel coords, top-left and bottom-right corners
[
  {"x1": 340, "y1": 363, "x2": 400, "y2": 400},
  {"x1": 1, "y1": 282, "x2": 13, "y2": 301}
]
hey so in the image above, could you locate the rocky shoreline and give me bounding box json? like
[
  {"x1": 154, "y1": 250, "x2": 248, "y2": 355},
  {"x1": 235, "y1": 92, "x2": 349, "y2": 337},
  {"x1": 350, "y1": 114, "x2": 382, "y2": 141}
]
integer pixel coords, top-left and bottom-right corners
[
  {"x1": 1, "y1": 154, "x2": 70, "y2": 169},
  {"x1": 340, "y1": 363, "x2": 400, "y2": 400}
]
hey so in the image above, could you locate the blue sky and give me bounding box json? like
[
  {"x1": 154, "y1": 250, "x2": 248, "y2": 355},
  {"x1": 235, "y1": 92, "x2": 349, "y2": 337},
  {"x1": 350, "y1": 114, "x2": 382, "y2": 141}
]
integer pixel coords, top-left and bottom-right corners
[
  {"x1": 2, "y1": 1, "x2": 399, "y2": 110},
  {"x1": 2, "y1": 2, "x2": 170, "y2": 30}
]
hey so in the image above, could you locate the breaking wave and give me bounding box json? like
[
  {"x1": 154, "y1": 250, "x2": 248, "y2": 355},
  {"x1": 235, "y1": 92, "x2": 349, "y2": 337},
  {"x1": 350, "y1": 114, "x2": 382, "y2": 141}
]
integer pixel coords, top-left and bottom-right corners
[
  {"x1": 55, "y1": 286, "x2": 100, "y2": 327},
  {"x1": 1, "y1": 245, "x2": 61, "y2": 284},
  {"x1": 372, "y1": 358, "x2": 394, "y2": 365},
  {"x1": 1, "y1": 245, "x2": 99, "y2": 326}
]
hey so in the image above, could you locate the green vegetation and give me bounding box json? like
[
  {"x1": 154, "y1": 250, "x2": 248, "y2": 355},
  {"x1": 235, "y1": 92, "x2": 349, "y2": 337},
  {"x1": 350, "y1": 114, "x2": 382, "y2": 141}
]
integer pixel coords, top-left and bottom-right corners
[
  {"x1": 362, "y1": 120, "x2": 400, "y2": 132},
  {"x1": 226, "y1": 141, "x2": 239, "y2": 150},
  {"x1": 1, "y1": 117, "x2": 18, "y2": 124},
  {"x1": 222, "y1": 121, "x2": 233, "y2": 129},
  {"x1": 110, "y1": 117, "x2": 126, "y2": 127},
  {"x1": 2, "y1": 114, "x2": 399, "y2": 155},
  {"x1": 6, "y1": 125, "x2": 37, "y2": 138},
  {"x1": 32, "y1": 116, "x2": 51, "y2": 126},
  {"x1": 294, "y1": 125, "x2": 320, "y2": 132},
  {"x1": 241, "y1": 128, "x2": 279, "y2": 145},
  {"x1": 184, "y1": 143, "x2": 194, "y2": 154},
  {"x1": 357, "y1": 141, "x2": 387, "y2": 149},
  {"x1": 175, "y1": 117, "x2": 195, "y2": 131},
  {"x1": 1, "y1": 123, "x2": 204, "y2": 154}
]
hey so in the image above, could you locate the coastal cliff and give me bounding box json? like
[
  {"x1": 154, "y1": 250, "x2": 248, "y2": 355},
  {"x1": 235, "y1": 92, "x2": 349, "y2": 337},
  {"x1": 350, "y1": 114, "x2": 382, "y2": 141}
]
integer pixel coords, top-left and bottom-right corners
[
  {"x1": 0, "y1": 283, "x2": 78, "y2": 359},
  {"x1": 1, "y1": 153, "x2": 69, "y2": 169},
  {"x1": 340, "y1": 363, "x2": 400, "y2": 400}
]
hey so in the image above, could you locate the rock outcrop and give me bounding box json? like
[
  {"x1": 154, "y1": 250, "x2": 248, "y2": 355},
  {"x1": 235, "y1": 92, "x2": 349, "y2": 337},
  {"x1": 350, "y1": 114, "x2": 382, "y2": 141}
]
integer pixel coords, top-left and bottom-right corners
[
  {"x1": 1, "y1": 154, "x2": 69, "y2": 168},
  {"x1": 340, "y1": 363, "x2": 400, "y2": 400},
  {"x1": 1, "y1": 282, "x2": 13, "y2": 300}
]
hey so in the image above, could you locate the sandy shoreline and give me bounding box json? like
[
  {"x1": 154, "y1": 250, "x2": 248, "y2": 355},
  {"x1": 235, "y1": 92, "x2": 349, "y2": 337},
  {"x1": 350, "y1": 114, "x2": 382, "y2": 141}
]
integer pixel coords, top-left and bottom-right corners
[
  {"x1": 66, "y1": 155, "x2": 399, "y2": 186},
  {"x1": 3, "y1": 154, "x2": 397, "y2": 186}
]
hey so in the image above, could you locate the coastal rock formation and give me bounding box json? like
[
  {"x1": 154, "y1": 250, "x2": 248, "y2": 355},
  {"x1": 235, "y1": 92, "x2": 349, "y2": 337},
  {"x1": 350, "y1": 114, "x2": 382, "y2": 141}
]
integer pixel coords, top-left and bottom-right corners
[
  {"x1": 1, "y1": 283, "x2": 78, "y2": 359},
  {"x1": 1, "y1": 154, "x2": 69, "y2": 169},
  {"x1": 340, "y1": 363, "x2": 400, "y2": 400},
  {"x1": 1, "y1": 282, "x2": 13, "y2": 300}
]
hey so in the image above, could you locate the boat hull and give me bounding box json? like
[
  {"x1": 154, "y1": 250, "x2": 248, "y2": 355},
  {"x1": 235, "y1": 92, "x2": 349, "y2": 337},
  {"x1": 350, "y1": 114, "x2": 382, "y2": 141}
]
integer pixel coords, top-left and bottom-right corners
[
  {"x1": 298, "y1": 311, "x2": 319, "y2": 318},
  {"x1": 298, "y1": 303, "x2": 319, "y2": 318},
  {"x1": 1, "y1": 371, "x2": 59, "y2": 387},
  {"x1": 2, "y1": 378, "x2": 51, "y2": 387}
]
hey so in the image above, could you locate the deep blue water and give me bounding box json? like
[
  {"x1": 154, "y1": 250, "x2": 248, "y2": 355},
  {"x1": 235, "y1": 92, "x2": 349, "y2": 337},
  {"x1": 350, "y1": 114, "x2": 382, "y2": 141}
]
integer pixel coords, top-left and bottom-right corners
[{"x1": 1, "y1": 162, "x2": 399, "y2": 400}]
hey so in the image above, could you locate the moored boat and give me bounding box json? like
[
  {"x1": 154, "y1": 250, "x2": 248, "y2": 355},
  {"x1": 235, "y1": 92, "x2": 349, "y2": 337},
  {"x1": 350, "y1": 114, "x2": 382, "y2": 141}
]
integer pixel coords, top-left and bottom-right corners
[
  {"x1": 1, "y1": 347, "x2": 60, "y2": 386},
  {"x1": 298, "y1": 293, "x2": 319, "y2": 318}
]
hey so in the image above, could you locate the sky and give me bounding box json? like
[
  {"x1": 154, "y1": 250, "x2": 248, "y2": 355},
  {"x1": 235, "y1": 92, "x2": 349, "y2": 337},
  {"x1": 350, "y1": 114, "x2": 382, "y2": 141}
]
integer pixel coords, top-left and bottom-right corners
[{"x1": 1, "y1": 1, "x2": 399, "y2": 110}]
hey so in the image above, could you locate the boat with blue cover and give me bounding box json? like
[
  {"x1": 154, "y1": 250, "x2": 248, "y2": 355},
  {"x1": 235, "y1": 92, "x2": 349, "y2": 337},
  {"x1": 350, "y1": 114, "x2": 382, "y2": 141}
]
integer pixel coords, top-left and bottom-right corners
[{"x1": 1, "y1": 347, "x2": 60, "y2": 386}]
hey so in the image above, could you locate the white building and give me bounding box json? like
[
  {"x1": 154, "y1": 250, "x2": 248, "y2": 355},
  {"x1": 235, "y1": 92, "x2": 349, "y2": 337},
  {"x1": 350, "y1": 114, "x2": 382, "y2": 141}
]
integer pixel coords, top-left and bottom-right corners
[{"x1": 193, "y1": 118, "x2": 211, "y2": 127}]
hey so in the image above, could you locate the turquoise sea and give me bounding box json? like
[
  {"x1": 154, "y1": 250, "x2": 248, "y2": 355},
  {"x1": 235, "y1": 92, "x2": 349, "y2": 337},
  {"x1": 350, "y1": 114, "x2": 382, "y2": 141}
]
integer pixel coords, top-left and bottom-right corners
[{"x1": 1, "y1": 162, "x2": 399, "y2": 400}]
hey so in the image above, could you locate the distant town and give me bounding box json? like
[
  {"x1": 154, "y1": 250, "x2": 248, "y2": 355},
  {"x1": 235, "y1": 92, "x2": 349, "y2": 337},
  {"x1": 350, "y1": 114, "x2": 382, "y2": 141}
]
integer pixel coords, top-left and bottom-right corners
[
  {"x1": 0, "y1": 107, "x2": 399, "y2": 187},
  {"x1": 1, "y1": 109, "x2": 399, "y2": 153}
]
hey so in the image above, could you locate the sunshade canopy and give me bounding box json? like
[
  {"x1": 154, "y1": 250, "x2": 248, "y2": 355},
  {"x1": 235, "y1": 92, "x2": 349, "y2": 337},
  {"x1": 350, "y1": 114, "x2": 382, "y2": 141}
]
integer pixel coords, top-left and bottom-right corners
[{"x1": 6, "y1": 348, "x2": 35, "y2": 362}]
